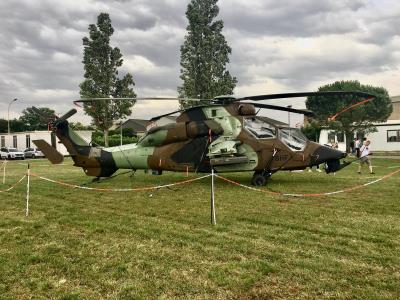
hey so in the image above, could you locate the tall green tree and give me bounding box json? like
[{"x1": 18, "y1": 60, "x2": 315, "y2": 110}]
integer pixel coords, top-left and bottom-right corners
[
  {"x1": 80, "y1": 13, "x2": 136, "y2": 146},
  {"x1": 0, "y1": 119, "x2": 7, "y2": 133},
  {"x1": 178, "y1": 0, "x2": 237, "y2": 108},
  {"x1": 19, "y1": 107, "x2": 55, "y2": 131},
  {"x1": 306, "y1": 80, "x2": 392, "y2": 151}
]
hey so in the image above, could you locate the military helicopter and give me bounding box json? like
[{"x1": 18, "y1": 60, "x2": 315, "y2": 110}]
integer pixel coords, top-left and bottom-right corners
[{"x1": 32, "y1": 91, "x2": 375, "y2": 186}]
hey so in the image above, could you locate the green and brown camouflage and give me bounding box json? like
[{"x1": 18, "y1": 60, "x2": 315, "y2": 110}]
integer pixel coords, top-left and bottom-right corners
[{"x1": 34, "y1": 94, "x2": 360, "y2": 185}]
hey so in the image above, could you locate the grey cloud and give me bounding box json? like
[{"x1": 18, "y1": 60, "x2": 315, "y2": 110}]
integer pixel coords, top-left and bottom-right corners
[
  {"x1": 0, "y1": 0, "x2": 399, "y2": 123},
  {"x1": 220, "y1": 0, "x2": 366, "y2": 37}
]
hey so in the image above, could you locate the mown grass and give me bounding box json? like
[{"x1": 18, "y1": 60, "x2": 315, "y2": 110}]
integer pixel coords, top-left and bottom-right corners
[{"x1": 0, "y1": 158, "x2": 399, "y2": 299}]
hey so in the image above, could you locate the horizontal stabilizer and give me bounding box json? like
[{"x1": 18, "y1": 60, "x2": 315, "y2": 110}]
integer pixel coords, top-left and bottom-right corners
[{"x1": 32, "y1": 139, "x2": 64, "y2": 164}]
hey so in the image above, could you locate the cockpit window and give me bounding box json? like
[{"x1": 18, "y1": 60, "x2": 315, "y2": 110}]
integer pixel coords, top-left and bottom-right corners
[
  {"x1": 280, "y1": 128, "x2": 308, "y2": 151},
  {"x1": 244, "y1": 117, "x2": 276, "y2": 139}
]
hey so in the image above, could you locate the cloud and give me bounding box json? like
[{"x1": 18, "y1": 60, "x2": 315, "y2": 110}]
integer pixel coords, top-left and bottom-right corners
[{"x1": 0, "y1": 0, "x2": 399, "y2": 124}]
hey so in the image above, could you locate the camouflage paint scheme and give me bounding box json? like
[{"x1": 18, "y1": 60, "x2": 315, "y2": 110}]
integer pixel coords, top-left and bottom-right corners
[{"x1": 48, "y1": 102, "x2": 346, "y2": 181}]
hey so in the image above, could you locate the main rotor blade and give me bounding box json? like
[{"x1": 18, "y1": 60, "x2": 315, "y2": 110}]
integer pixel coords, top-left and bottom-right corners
[
  {"x1": 74, "y1": 97, "x2": 207, "y2": 104},
  {"x1": 149, "y1": 109, "x2": 185, "y2": 121},
  {"x1": 31, "y1": 106, "x2": 58, "y2": 121},
  {"x1": 57, "y1": 109, "x2": 77, "y2": 122},
  {"x1": 236, "y1": 91, "x2": 376, "y2": 102},
  {"x1": 250, "y1": 103, "x2": 315, "y2": 117}
]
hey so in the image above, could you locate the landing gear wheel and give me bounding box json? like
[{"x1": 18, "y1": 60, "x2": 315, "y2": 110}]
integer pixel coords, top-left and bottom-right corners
[{"x1": 251, "y1": 173, "x2": 267, "y2": 186}]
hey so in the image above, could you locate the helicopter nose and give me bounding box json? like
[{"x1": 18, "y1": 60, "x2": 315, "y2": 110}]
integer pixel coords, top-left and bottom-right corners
[{"x1": 311, "y1": 145, "x2": 347, "y2": 165}]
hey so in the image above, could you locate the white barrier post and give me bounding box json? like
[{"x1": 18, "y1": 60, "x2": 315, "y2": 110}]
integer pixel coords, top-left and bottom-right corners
[
  {"x1": 26, "y1": 163, "x2": 30, "y2": 217},
  {"x1": 210, "y1": 168, "x2": 216, "y2": 225},
  {"x1": 2, "y1": 161, "x2": 6, "y2": 185}
]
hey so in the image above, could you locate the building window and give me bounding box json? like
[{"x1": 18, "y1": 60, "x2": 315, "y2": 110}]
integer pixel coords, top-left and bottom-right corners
[
  {"x1": 13, "y1": 135, "x2": 17, "y2": 148},
  {"x1": 327, "y1": 132, "x2": 336, "y2": 143},
  {"x1": 26, "y1": 135, "x2": 31, "y2": 148},
  {"x1": 387, "y1": 130, "x2": 400, "y2": 142},
  {"x1": 336, "y1": 132, "x2": 345, "y2": 143},
  {"x1": 0, "y1": 136, "x2": 4, "y2": 147}
]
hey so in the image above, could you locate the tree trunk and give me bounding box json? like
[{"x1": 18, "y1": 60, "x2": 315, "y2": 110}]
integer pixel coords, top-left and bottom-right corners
[{"x1": 104, "y1": 129, "x2": 109, "y2": 147}]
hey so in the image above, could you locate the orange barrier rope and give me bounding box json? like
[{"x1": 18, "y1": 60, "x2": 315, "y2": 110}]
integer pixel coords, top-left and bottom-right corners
[
  {"x1": 0, "y1": 175, "x2": 26, "y2": 193},
  {"x1": 30, "y1": 173, "x2": 211, "y2": 192},
  {"x1": 328, "y1": 97, "x2": 374, "y2": 121},
  {"x1": 216, "y1": 168, "x2": 400, "y2": 198}
]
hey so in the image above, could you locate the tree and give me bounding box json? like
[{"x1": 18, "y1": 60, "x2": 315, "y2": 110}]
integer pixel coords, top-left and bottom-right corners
[
  {"x1": 178, "y1": 0, "x2": 237, "y2": 108},
  {"x1": 80, "y1": 13, "x2": 136, "y2": 147},
  {"x1": 69, "y1": 122, "x2": 95, "y2": 131},
  {"x1": 301, "y1": 120, "x2": 322, "y2": 142},
  {"x1": 0, "y1": 118, "x2": 27, "y2": 133},
  {"x1": 0, "y1": 119, "x2": 7, "y2": 133},
  {"x1": 19, "y1": 107, "x2": 55, "y2": 131},
  {"x1": 10, "y1": 119, "x2": 27, "y2": 132},
  {"x1": 306, "y1": 80, "x2": 392, "y2": 151}
]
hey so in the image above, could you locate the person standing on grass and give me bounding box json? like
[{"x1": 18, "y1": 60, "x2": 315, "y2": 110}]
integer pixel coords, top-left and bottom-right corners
[
  {"x1": 358, "y1": 140, "x2": 374, "y2": 174},
  {"x1": 355, "y1": 138, "x2": 361, "y2": 158}
]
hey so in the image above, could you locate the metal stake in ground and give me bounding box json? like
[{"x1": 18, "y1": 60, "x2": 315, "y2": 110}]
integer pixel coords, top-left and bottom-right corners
[
  {"x1": 26, "y1": 163, "x2": 30, "y2": 217},
  {"x1": 210, "y1": 168, "x2": 216, "y2": 225},
  {"x1": 2, "y1": 160, "x2": 6, "y2": 185}
]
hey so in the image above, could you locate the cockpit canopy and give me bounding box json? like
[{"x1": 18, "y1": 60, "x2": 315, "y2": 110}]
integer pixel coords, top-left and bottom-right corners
[
  {"x1": 280, "y1": 128, "x2": 308, "y2": 151},
  {"x1": 244, "y1": 117, "x2": 276, "y2": 139},
  {"x1": 244, "y1": 117, "x2": 308, "y2": 151}
]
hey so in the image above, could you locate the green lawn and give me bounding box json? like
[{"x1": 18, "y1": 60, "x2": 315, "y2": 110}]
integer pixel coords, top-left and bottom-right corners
[{"x1": 0, "y1": 158, "x2": 399, "y2": 299}]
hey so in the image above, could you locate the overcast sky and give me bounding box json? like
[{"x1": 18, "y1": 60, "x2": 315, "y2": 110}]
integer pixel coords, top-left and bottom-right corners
[{"x1": 0, "y1": 0, "x2": 399, "y2": 125}]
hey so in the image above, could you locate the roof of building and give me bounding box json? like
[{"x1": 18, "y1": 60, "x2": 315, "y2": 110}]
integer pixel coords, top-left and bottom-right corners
[
  {"x1": 391, "y1": 95, "x2": 400, "y2": 103},
  {"x1": 117, "y1": 119, "x2": 148, "y2": 132}
]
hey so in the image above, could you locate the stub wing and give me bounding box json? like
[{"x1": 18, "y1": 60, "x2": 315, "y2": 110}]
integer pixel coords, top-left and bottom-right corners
[{"x1": 32, "y1": 139, "x2": 64, "y2": 164}]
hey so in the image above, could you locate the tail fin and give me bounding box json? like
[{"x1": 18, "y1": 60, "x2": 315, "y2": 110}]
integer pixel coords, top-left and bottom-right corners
[
  {"x1": 32, "y1": 106, "x2": 118, "y2": 177},
  {"x1": 32, "y1": 140, "x2": 64, "y2": 164}
]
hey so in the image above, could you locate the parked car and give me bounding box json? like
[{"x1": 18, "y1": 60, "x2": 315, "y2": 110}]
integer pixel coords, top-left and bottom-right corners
[
  {"x1": 24, "y1": 147, "x2": 45, "y2": 159},
  {"x1": 0, "y1": 147, "x2": 25, "y2": 160}
]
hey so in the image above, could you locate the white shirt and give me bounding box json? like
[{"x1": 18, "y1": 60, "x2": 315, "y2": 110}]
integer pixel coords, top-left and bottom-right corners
[{"x1": 360, "y1": 144, "x2": 371, "y2": 158}]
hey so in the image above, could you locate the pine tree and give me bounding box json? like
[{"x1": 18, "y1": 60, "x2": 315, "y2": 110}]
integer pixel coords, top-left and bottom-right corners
[
  {"x1": 80, "y1": 13, "x2": 136, "y2": 146},
  {"x1": 178, "y1": 0, "x2": 237, "y2": 108}
]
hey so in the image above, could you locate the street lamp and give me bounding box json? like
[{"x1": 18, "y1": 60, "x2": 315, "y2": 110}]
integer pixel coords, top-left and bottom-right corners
[
  {"x1": 287, "y1": 105, "x2": 292, "y2": 140},
  {"x1": 8, "y1": 98, "x2": 18, "y2": 135},
  {"x1": 287, "y1": 105, "x2": 292, "y2": 127}
]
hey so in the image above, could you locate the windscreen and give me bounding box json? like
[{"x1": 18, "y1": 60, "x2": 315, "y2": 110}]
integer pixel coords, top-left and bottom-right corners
[
  {"x1": 280, "y1": 128, "x2": 308, "y2": 151},
  {"x1": 244, "y1": 117, "x2": 276, "y2": 139}
]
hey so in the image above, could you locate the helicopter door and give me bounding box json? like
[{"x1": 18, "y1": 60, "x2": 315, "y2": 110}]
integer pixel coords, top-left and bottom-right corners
[{"x1": 266, "y1": 146, "x2": 292, "y2": 171}]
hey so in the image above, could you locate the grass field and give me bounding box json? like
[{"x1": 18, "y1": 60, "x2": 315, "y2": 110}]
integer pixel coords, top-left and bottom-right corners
[{"x1": 0, "y1": 157, "x2": 399, "y2": 299}]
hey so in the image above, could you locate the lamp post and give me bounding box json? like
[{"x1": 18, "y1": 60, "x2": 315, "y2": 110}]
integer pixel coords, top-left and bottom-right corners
[
  {"x1": 8, "y1": 98, "x2": 18, "y2": 135},
  {"x1": 287, "y1": 105, "x2": 292, "y2": 127}
]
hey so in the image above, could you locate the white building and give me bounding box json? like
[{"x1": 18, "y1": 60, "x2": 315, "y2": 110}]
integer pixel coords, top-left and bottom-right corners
[
  {"x1": 0, "y1": 131, "x2": 93, "y2": 156},
  {"x1": 319, "y1": 96, "x2": 400, "y2": 153}
]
